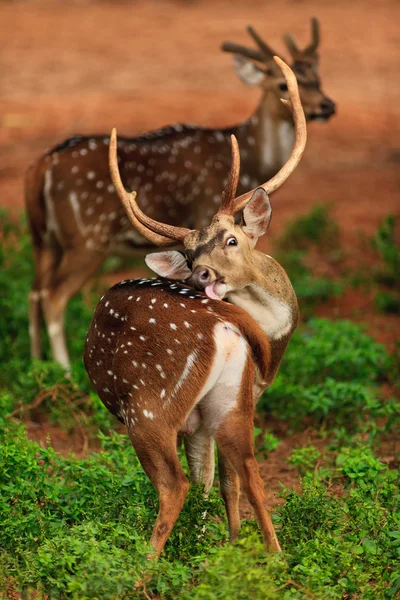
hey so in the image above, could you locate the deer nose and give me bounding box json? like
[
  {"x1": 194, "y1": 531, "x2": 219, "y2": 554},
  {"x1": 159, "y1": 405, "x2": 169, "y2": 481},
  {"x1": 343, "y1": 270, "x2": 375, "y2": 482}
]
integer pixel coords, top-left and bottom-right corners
[
  {"x1": 320, "y1": 98, "x2": 336, "y2": 116},
  {"x1": 190, "y1": 265, "x2": 220, "y2": 290}
]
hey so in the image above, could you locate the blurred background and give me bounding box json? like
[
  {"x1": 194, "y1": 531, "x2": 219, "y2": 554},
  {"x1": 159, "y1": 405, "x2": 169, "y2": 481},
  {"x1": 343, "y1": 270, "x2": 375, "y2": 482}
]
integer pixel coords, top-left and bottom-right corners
[
  {"x1": 1, "y1": 0, "x2": 399, "y2": 240},
  {"x1": 1, "y1": 0, "x2": 399, "y2": 356}
]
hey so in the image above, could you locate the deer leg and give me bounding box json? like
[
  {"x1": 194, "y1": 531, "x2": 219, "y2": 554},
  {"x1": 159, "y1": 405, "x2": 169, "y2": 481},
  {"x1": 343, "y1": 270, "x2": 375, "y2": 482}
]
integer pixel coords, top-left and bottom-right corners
[
  {"x1": 132, "y1": 429, "x2": 190, "y2": 557},
  {"x1": 29, "y1": 289, "x2": 42, "y2": 360},
  {"x1": 215, "y1": 412, "x2": 281, "y2": 553},
  {"x1": 184, "y1": 429, "x2": 215, "y2": 494},
  {"x1": 29, "y1": 245, "x2": 59, "y2": 360},
  {"x1": 217, "y1": 449, "x2": 241, "y2": 543},
  {"x1": 41, "y1": 248, "x2": 104, "y2": 369}
]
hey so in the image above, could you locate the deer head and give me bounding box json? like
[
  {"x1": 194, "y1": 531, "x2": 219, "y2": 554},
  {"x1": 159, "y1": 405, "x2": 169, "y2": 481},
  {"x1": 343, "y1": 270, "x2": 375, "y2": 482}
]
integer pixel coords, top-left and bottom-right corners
[
  {"x1": 109, "y1": 57, "x2": 306, "y2": 308},
  {"x1": 222, "y1": 18, "x2": 335, "y2": 122}
]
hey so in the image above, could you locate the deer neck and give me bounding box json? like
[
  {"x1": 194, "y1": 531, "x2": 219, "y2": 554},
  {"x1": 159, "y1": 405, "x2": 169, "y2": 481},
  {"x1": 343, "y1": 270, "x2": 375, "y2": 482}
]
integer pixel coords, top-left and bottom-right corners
[
  {"x1": 238, "y1": 91, "x2": 295, "y2": 180},
  {"x1": 226, "y1": 251, "x2": 299, "y2": 384}
]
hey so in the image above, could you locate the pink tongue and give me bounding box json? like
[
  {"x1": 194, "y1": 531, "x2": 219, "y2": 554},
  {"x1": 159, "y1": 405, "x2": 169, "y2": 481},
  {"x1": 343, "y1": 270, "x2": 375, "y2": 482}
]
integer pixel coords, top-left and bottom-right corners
[{"x1": 205, "y1": 282, "x2": 221, "y2": 300}]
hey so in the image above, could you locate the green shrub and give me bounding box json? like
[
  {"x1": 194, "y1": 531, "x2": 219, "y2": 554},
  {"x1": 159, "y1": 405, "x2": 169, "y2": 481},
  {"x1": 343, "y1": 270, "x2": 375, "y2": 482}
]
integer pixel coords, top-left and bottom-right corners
[
  {"x1": 0, "y1": 424, "x2": 225, "y2": 598},
  {"x1": 371, "y1": 215, "x2": 400, "y2": 287},
  {"x1": 0, "y1": 211, "x2": 115, "y2": 434},
  {"x1": 275, "y1": 206, "x2": 342, "y2": 316},
  {"x1": 259, "y1": 319, "x2": 394, "y2": 431},
  {"x1": 284, "y1": 319, "x2": 389, "y2": 385},
  {"x1": 277, "y1": 465, "x2": 400, "y2": 600},
  {"x1": 289, "y1": 446, "x2": 321, "y2": 477},
  {"x1": 254, "y1": 427, "x2": 281, "y2": 457},
  {"x1": 277, "y1": 205, "x2": 339, "y2": 252},
  {"x1": 182, "y1": 532, "x2": 286, "y2": 600},
  {"x1": 371, "y1": 215, "x2": 400, "y2": 313},
  {"x1": 1, "y1": 210, "x2": 398, "y2": 600}
]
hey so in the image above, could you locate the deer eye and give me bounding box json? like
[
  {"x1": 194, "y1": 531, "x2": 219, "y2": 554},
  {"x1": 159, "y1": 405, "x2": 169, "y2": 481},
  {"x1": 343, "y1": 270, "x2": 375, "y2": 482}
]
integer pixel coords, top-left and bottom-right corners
[
  {"x1": 279, "y1": 82, "x2": 288, "y2": 92},
  {"x1": 226, "y1": 237, "x2": 238, "y2": 247}
]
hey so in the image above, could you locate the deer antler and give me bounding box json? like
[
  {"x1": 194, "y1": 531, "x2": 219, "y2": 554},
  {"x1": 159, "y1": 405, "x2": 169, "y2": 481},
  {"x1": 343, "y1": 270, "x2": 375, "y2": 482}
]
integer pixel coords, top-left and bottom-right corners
[
  {"x1": 231, "y1": 56, "x2": 307, "y2": 214},
  {"x1": 283, "y1": 32, "x2": 299, "y2": 58},
  {"x1": 221, "y1": 41, "x2": 264, "y2": 63},
  {"x1": 109, "y1": 129, "x2": 193, "y2": 246},
  {"x1": 284, "y1": 17, "x2": 320, "y2": 60},
  {"x1": 221, "y1": 25, "x2": 279, "y2": 64},
  {"x1": 218, "y1": 135, "x2": 240, "y2": 216},
  {"x1": 246, "y1": 25, "x2": 277, "y2": 61},
  {"x1": 304, "y1": 17, "x2": 320, "y2": 55}
]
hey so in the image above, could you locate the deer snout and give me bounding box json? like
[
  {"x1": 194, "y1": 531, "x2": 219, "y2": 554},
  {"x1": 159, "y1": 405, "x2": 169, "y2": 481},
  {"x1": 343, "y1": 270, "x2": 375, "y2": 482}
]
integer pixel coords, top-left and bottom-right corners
[
  {"x1": 190, "y1": 265, "x2": 220, "y2": 290},
  {"x1": 320, "y1": 97, "x2": 336, "y2": 118}
]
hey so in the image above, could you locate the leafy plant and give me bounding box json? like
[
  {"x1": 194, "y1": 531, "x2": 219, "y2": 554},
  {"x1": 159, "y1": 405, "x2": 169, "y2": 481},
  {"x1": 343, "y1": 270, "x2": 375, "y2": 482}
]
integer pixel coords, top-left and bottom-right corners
[
  {"x1": 289, "y1": 446, "x2": 321, "y2": 477},
  {"x1": 371, "y1": 215, "x2": 400, "y2": 286},
  {"x1": 277, "y1": 205, "x2": 340, "y2": 253},
  {"x1": 258, "y1": 318, "x2": 395, "y2": 433},
  {"x1": 254, "y1": 427, "x2": 281, "y2": 457},
  {"x1": 0, "y1": 211, "x2": 114, "y2": 435},
  {"x1": 370, "y1": 215, "x2": 400, "y2": 313},
  {"x1": 275, "y1": 205, "x2": 342, "y2": 316}
]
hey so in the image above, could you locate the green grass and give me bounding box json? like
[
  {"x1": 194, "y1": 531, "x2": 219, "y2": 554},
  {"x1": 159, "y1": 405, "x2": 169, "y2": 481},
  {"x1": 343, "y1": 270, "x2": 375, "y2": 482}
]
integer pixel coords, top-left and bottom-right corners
[
  {"x1": 371, "y1": 215, "x2": 400, "y2": 314},
  {"x1": 0, "y1": 210, "x2": 399, "y2": 599}
]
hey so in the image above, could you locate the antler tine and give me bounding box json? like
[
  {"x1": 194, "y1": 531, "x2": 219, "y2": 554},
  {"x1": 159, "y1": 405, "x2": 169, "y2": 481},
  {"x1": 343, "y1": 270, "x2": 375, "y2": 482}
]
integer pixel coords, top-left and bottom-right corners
[
  {"x1": 218, "y1": 135, "x2": 240, "y2": 216},
  {"x1": 232, "y1": 57, "x2": 307, "y2": 214},
  {"x1": 305, "y1": 16, "x2": 320, "y2": 54},
  {"x1": 283, "y1": 32, "x2": 299, "y2": 58},
  {"x1": 109, "y1": 129, "x2": 193, "y2": 246},
  {"x1": 109, "y1": 129, "x2": 170, "y2": 246},
  {"x1": 246, "y1": 25, "x2": 277, "y2": 60},
  {"x1": 221, "y1": 41, "x2": 264, "y2": 63}
]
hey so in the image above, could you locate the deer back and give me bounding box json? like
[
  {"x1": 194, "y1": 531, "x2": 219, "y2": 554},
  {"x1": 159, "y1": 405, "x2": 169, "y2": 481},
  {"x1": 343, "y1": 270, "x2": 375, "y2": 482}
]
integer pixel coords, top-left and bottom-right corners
[
  {"x1": 27, "y1": 127, "x2": 260, "y2": 256},
  {"x1": 84, "y1": 277, "x2": 271, "y2": 432}
]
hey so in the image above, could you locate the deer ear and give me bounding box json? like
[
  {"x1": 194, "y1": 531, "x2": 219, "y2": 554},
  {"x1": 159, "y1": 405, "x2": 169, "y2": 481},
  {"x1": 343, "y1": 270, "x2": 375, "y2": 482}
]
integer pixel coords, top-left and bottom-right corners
[
  {"x1": 242, "y1": 188, "x2": 272, "y2": 243},
  {"x1": 145, "y1": 251, "x2": 192, "y2": 280},
  {"x1": 233, "y1": 55, "x2": 265, "y2": 86}
]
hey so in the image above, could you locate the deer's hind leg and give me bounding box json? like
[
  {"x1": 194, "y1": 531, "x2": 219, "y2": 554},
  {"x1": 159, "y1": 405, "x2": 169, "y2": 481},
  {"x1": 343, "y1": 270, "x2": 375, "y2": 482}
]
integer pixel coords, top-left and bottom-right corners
[
  {"x1": 217, "y1": 449, "x2": 241, "y2": 543},
  {"x1": 215, "y1": 358, "x2": 281, "y2": 553},
  {"x1": 184, "y1": 428, "x2": 215, "y2": 494},
  {"x1": 41, "y1": 247, "x2": 104, "y2": 369},
  {"x1": 29, "y1": 242, "x2": 61, "y2": 361},
  {"x1": 129, "y1": 424, "x2": 190, "y2": 557}
]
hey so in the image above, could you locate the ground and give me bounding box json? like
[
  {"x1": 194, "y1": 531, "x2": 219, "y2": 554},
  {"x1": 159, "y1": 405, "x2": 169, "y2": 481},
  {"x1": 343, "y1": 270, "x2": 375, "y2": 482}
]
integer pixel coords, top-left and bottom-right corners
[{"x1": 1, "y1": 0, "x2": 399, "y2": 517}]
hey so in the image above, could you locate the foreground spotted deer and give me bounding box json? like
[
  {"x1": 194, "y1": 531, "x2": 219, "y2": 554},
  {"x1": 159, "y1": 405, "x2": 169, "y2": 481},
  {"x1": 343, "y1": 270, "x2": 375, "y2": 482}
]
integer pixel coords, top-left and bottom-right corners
[
  {"x1": 27, "y1": 18, "x2": 333, "y2": 369},
  {"x1": 84, "y1": 57, "x2": 306, "y2": 556}
]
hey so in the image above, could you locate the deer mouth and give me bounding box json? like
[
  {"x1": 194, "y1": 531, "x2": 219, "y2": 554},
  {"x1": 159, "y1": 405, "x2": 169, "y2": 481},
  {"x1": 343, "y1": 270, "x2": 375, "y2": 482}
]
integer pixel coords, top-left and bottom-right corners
[
  {"x1": 204, "y1": 280, "x2": 227, "y2": 301},
  {"x1": 309, "y1": 113, "x2": 331, "y2": 122},
  {"x1": 309, "y1": 105, "x2": 336, "y2": 122}
]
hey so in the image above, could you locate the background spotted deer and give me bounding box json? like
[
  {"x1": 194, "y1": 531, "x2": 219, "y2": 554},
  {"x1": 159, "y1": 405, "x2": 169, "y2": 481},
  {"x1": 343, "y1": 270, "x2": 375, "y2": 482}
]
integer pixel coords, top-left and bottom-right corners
[
  {"x1": 26, "y1": 18, "x2": 334, "y2": 369},
  {"x1": 84, "y1": 57, "x2": 306, "y2": 556}
]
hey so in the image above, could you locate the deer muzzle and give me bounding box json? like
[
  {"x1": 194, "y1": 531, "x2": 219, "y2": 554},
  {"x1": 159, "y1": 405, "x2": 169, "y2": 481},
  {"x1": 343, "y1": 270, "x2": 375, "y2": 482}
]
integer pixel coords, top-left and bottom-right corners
[
  {"x1": 189, "y1": 265, "x2": 227, "y2": 300},
  {"x1": 311, "y1": 96, "x2": 336, "y2": 121}
]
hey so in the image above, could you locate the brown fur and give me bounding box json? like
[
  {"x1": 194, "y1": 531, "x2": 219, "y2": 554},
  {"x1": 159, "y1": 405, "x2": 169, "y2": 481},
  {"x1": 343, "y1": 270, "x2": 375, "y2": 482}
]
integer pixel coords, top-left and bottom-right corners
[{"x1": 184, "y1": 212, "x2": 299, "y2": 386}]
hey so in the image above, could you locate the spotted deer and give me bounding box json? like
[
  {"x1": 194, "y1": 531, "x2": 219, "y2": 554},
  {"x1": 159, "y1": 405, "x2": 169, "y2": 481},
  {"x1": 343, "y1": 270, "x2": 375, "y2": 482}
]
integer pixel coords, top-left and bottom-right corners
[
  {"x1": 84, "y1": 57, "x2": 306, "y2": 556},
  {"x1": 26, "y1": 18, "x2": 334, "y2": 370}
]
